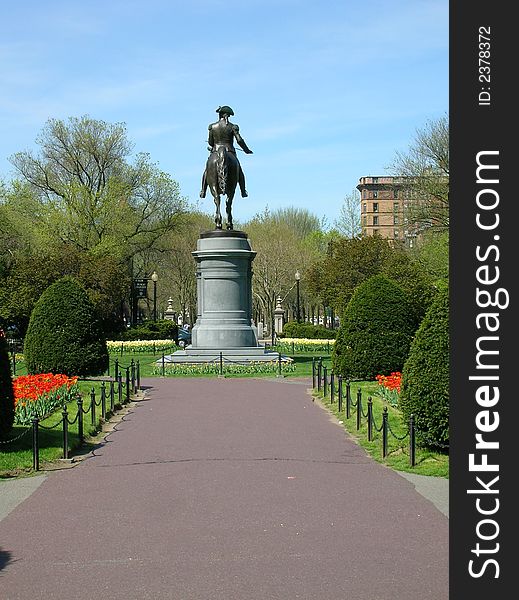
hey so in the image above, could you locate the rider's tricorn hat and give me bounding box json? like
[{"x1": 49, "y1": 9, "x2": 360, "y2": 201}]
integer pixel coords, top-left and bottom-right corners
[{"x1": 216, "y1": 105, "x2": 234, "y2": 116}]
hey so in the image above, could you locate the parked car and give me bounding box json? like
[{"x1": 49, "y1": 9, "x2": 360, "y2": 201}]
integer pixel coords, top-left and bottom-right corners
[{"x1": 178, "y1": 327, "x2": 192, "y2": 348}]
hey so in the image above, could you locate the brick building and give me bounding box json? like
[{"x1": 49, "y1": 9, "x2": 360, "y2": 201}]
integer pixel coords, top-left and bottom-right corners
[{"x1": 357, "y1": 176, "x2": 427, "y2": 246}]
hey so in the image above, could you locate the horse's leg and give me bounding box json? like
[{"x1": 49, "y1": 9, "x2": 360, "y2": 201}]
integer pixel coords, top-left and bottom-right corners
[
  {"x1": 225, "y1": 192, "x2": 234, "y2": 230},
  {"x1": 214, "y1": 195, "x2": 222, "y2": 229}
]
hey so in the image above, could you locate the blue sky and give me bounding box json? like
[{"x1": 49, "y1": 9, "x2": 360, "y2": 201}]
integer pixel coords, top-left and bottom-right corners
[{"x1": 0, "y1": 0, "x2": 448, "y2": 225}]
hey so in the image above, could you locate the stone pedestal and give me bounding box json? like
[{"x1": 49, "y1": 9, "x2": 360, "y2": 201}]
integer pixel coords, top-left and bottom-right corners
[{"x1": 168, "y1": 230, "x2": 280, "y2": 363}]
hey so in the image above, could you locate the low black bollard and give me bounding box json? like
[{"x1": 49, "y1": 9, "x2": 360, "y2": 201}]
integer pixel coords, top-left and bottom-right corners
[
  {"x1": 323, "y1": 366, "x2": 327, "y2": 397},
  {"x1": 382, "y1": 407, "x2": 388, "y2": 458},
  {"x1": 62, "y1": 406, "x2": 69, "y2": 459},
  {"x1": 137, "y1": 361, "x2": 141, "y2": 391},
  {"x1": 317, "y1": 361, "x2": 322, "y2": 392},
  {"x1": 131, "y1": 359, "x2": 136, "y2": 394},
  {"x1": 409, "y1": 414, "x2": 416, "y2": 467},
  {"x1": 32, "y1": 417, "x2": 40, "y2": 471},
  {"x1": 330, "y1": 371, "x2": 335, "y2": 403},
  {"x1": 356, "y1": 389, "x2": 362, "y2": 430},
  {"x1": 220, "y1": 352, "x2": 223, "y2": 376},
  {"x1": 77, "y1": 397, "x2": 84, "y2": 445},
  {"x1": 125, "y1": 367, "x2": 130, "y2": 403},
  {"x1": 90, "y1": 388, "x2": 96, "y2": 427},
  {"x1": 338, "y1": 376, "x2": 342, "y2": 412},
  {"x1": 367, "y1": 397, "x2": 373, "y2": 441},
  {"x1": 110, "y1": 380, "x2": 115, "y2": 412},
  {"x1": 161, "y1": 353, "x2": 165, "y2": 377},
  {"x1": 118, "y1": 374, "x2": 123, "y2": 405},
  {"x1": 101, "y1": 382, "x2": 106, "y2": 420},
  {"x1": 346, "y1": 380, "x2": 351, "y2": 419},
  {"x1": 278, "y1": 352, "x2": 282, "y2": 377},
  {"x1": 312, "y1": 358, "x2": 316, "y2": 389}
]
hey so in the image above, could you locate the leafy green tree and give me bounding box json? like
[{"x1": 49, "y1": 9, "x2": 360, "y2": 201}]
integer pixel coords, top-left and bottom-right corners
[
  {"x1": 334, "y1": 189, "x2": 361, "y2": 238},
  {"x1": 24, "y1": 276, "x2": 109, "y2": 376},
  {"x1": 9, "y1": 115, "x2": 187, "y2": 257},
  {"x1": 332, "y1": 275, "x2": 415, "y2": 380},
  {"x1": 0, "y1": 329, "x2": 15, "y2": 440},
  {"x1": 399, "y1": 285, "x2": 449, "y2": 449},
  {"x1": 390, "y1": 113, "x2": 449, "y2": 233}
]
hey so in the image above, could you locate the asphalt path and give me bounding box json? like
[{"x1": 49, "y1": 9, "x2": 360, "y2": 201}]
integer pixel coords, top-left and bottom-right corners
[{"x1": 0, "y1": 377, "x2": 448, "y2": 599}]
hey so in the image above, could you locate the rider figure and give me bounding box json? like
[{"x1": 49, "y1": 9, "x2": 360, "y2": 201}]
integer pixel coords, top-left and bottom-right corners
[{"x1": 200, "y1": 105, "x2": 253, "y2": 198}]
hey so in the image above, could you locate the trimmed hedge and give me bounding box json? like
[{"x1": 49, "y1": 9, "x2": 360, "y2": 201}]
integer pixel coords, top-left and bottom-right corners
[
  {"x1": 281, "y1": 321, "x2": 336, "y2": 340},
  {"x1": 115, "y1": 320, "x2": 179, "y2": 342},
  {"x1": 0, "y1": 330, "x2": 15, "y2": 440},
  {"x1": 332, "y1": 274, "x2": 415, "y2": 380},
  {"x1": 399, "y1": 285, "x2": 449, "y2": 449},
  {"x1": 24, "y1": 276, "x2": 109, "y2": 376}
]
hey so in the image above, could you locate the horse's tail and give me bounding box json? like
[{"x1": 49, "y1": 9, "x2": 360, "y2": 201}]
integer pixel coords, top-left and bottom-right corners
[{"x1": 216, "y1": 148, "x2": 227, "y2": 195}]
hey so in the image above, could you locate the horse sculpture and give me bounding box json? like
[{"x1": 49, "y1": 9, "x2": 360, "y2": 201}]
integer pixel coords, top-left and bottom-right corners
[
  {"x1": 200, "y1": 106, "x2": 253, "y2": 230},
  {"x1": 204, "y1": 146, "x2": 240, "y2": 230}
]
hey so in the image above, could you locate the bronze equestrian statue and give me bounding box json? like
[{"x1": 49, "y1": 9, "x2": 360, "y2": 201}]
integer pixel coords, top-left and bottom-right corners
[{"x1": 200, "y1": 106, "x2": 253, "y2": 230}]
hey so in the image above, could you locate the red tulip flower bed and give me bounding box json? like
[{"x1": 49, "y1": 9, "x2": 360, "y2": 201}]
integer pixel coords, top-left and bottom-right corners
[
  {"x1": 375, "y1": 371, "x2": 402, "y2": 407},
  {"x1": 13, "y1": 373, "x2": 79, "y2": 425}
]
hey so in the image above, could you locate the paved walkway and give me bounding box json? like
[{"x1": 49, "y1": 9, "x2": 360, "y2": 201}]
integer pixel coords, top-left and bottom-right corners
[{"x1": 0, "y1": 377, "x2": 448, "y2": 599}]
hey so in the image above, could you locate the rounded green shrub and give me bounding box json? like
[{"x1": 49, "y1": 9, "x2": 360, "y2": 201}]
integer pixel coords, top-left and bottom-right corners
[
  {"x1": 0, "y1": 330, "x2": 15, "y2": 440},
  {"x1": 399, "y1": 285, "x2": 449, "y2": 449},
  {"x1": 24, "y1": 276, "x2": 108, "y2": 376},
  {"x1": 281, "y1": 321, "x2": 336, "y2": 340},
  {"x1": 332, "y1": 274, "x2": 415, "y2": 380}
]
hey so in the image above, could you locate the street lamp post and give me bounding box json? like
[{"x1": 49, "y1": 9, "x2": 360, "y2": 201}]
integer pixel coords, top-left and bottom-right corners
[
  {"x1": 151, "y1": 271, "x2": 158, "y2": 321},
  {"x1": 295, "y1": 270, "x2": 301, "y2": 322}
]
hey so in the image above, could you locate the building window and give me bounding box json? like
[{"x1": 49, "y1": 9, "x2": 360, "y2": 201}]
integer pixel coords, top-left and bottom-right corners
[
  {"x1": 363, "y1": 189, "x2": 367, "y2": 199},
  {"x1": 372, "y1": 228, "x2": 379, "y2": 236},
  {"x1": 362, "y1": 203, "x2": 367, "y2": 213},
  {"x1": 373, "y1": 216, "x2": 379, "y2": 226},
  {"x1": 393, "y1": 189, "x2": 398, "y2": 199},
  {"x1": 394, "y1": 215, "x2": 399, "y2": 225},
  {"x1": 393, "y1": 201, "x2": 399, "y2": 212},
  {"x1": 373, "y1": 177, "x2": 378, "y2": 184},
  {"x1": 373, "y1": 190, "x2": 378, "y2": 198},
  {"x1": 373, "y1": 202, "x2": 378, "y2": 213},
  {"x1": 394, "y1": 229, "x2": 399, "y2": 238},
  {"x1": 362, "y1": 215, "x2": 367, "y2": 226}
]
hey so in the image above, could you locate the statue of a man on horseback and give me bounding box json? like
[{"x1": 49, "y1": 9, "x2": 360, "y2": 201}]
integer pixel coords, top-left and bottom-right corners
[{"x1": 200, "y1": 106, "x2": 253, "y2": 230}]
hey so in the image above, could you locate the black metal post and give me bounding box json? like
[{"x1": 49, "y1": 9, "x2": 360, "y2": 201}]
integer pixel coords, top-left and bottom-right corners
[
  {"x1": 220, "y1": 352, "x2": 223, "y2": 376},
  {"x1": 323, "y1": 366, "x2": 327, "y2": 397},
  {"x1": 330, "y1": 372, "x2": 335, "y2": 403},
  {"x1": 356, "y1": 389, "x2": 362, "y2": 430},
  {"x1": 161, "y1": 353, "x2": 165, "y2": 377},
  {"x1": 118, "y1": 374, "x2": 123, "y2": 406},
  {"x1": 101, "y1": 382, "x2": 106, "y2": 420},
  {"x1": 32, "y1": 417, "x2": 39, "y2": 471},
  {"x1": 317, "y1": 360, "x2": 322, "y2": 392},
  {"x1": 137, "y1": 360, "x2": 141, "y2": 391},
  {"x1": 62, "y1": 406, "x2": 69, "y2": 459},
  {"x1": 278, "y1": 352, "x2": 282, "y2": 377},
  {"x1": 312, "y1": 357, "x2": 316, "y2": 388},
  {"x1": 125, "y1": 367, "x2": 130, "y2": 403},
  {"x1": 346, "y1": 380, "x2": 351, "y2": 419},
  {"x1": 153, "y1": 280, "x2": 157, "y2": 322},
  {"x1": 409, "y1": 414, "x2": 416, "y2": 467},
  {"x1": 11, "y1": 350, "x2": 16, "y2": 376},
  {"x1": 114, "y1": 358, "x2": 119, "y2": 382},
  {"x1": 90, "y1": 388, "x2": 96, "y2": 427},
  {"x1": 110, "y1": 380, "x2": 115, "y2": 412},
  {"x1": 77, "y1": 397, "x2": 84, "y2": 444},
  {"x1": 338, "y1": 376, "x2": 342, "y2": 412},
  {"x1": 131, "y1": 359, "x2": 135, "y2": 393},
  {"x1": 367, "y1": 397, "x2": 373, "y2": 441},
  {"x1": 382, "y1": 407, "x2": 388, "y2": 458},
  {"x1": 296, "y1": 278, "x2": 300, "y2": 322}
]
